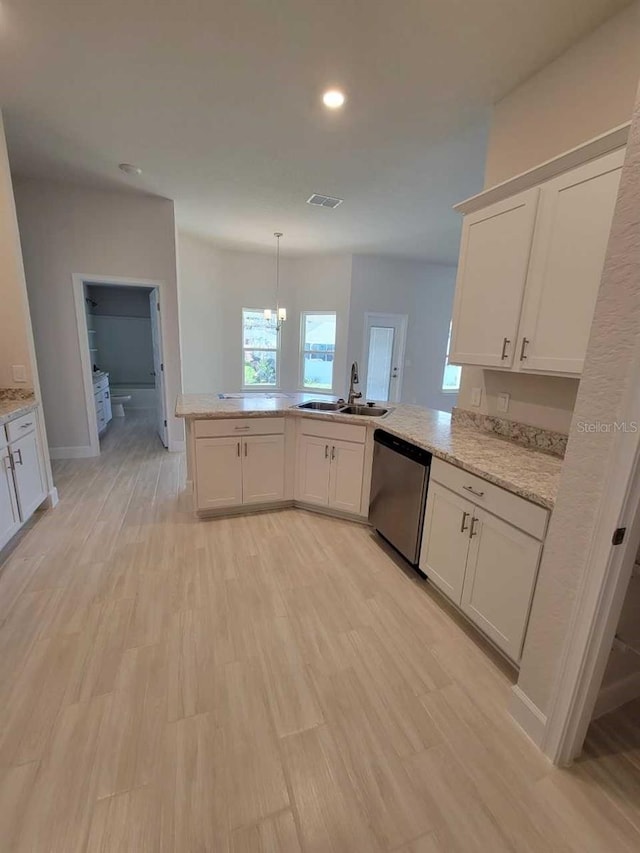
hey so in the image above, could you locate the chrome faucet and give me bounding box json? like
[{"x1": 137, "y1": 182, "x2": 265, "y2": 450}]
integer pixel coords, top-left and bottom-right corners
[{"x1": 348, "y1": 362, "x2": 362, "y2": 405}]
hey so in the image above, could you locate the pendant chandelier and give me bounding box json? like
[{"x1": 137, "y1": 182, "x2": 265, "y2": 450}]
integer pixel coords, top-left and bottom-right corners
[{"x1": 264, "y1": 231, "x2": 287, "y2": 331}]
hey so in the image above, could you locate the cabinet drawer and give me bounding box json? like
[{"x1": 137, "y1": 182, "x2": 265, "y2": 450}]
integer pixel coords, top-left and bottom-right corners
[
  {"x1": 6, "y1": 410, "x2": 38, "y2": 443},
  {"x1": 194, "y1": 417, "x2": 285, "y2": 438},
  {"x1": 298, "y1": 418, "x2": 366, "y2": 444},
  {"x1": 93, "y1": 376, "x2": 109, "y2": 393},
  {"x1": 430, "y1": 458, "x2": 548, "y2": 540}
]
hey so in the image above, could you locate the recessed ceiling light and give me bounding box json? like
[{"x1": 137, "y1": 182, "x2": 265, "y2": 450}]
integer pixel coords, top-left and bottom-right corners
[
  {"x1": 118, "y1": 163, "x2": 142, "y2": 176},
  {"x1": 322, "y1": 89, "x2": 345, "y2": 109}
]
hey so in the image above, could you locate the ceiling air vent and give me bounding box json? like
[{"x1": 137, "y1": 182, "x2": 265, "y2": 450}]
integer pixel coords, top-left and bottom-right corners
[{"x1": 307, "y1": 193, "x2": 343, "y2": 209}]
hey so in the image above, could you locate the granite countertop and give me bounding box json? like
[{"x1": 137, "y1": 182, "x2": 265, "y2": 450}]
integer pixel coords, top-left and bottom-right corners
[
  {"x1": 0, "y1": 395, "x2": 38, "y2": 428},
  {"x1": 176, "y1": 393, "x2": 562, "y2": 509}
]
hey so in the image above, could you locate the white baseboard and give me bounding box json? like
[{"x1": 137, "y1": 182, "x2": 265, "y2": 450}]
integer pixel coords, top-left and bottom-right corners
[
  {"x1": 592, "y1": 670, "x2": 640, "y2": 719},
  {"x1": 169, "y1": 440, "x2": 185, "y2": 452},
  {"x1": 510, "y1": 685, "x2": 548, "y2": 747},
  {"x1": 49, "y1": 445, "x2": 97, "y2": 460},
  {"x1": 42, "y1": 487, "x2": 59, "y2": 509}
]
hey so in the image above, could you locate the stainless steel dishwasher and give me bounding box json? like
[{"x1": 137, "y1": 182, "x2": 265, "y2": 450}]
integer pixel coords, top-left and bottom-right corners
[{"x1": 369, "y1": 429, "x2": 431, "y2": 568}]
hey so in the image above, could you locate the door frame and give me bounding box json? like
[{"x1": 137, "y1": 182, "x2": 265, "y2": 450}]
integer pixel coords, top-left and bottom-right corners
[
  {"x1": 72, "y1": 273, "x2": 170, "y2": 456},
  {"x1": 362, "y1": 312, "x2": 408, "y2": 403}
]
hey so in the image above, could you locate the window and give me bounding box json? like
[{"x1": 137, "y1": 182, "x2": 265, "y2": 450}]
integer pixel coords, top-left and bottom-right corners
[
  {"x1": 442, "y1": 321, "x2": 461, "y2": 392},
  {"x1": 300, "y1": 311, "x2": 337, "y2": 391},
  {"x1": 242, "y1": 309, "x2": 279, "y2": 387}
]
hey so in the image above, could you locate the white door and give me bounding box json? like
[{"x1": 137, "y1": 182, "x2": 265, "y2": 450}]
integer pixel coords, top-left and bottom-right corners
[
  {"x1": 149, "y1": 289, "x2": 168, "y2": 447},
  {"x1": 195, "y1": 437, "x2": 243, "y2": 510},
  {"x1": 449, "y1": 188, "x2": 539, "y2": 368},
  {"x1": 10, "y1": 433, "x2": 46, "y2": 521},
  {"x1": 0, "y1": 447, "x2": 21, "y2": 548},
  {"x1": 242, "y1": 435, "x2": 285, "y2": 505},
  {"x1": 461, "y1": 508, "x2": 542, "y2": 662},
  {"x1": 517, "y1": 149, "x2": 624, "y2": 375},
  {"x1": 363, "y1": 313, "x2": 407, "y2": 403},
  {"x1": 296, "y1": 434, "x2": 330, "y2": 506},
  {"x1": 328, "y1": 440, "x2": 365, "y2": 515},
  {"x1": 419, "y1": 482, "x2": 472, "y2": 604}
]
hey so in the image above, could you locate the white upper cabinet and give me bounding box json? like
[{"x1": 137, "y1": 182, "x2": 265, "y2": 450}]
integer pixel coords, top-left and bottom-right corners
[
  {"x1": 449, "y1": 188, "x2": 539, "y2": 369},
  {"x1": 451, "y1": 143, "x2": 625, "y2": 377},
  {"x1": 516, "y1": 149, "x2": 624, "y2": 375}
]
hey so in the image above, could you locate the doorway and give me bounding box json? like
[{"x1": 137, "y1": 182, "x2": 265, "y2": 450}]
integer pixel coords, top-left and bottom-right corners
[
  {"x1": 363, "y1": 313, "x2": 407, "y2": 403},
  {"x1": 73, "y1": 275, "x2": 169, "y2": 455}
]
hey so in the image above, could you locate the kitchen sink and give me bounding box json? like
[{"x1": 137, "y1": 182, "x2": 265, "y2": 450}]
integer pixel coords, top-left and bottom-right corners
[
  {"x1": 340, "y1": 405, "x2": 389, "y2": 417},
  {"x1": 296, "y1": 401, "x2": 344, "y2": 411}
]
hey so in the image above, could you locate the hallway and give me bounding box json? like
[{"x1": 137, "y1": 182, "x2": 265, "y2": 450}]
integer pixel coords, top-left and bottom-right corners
[{"x1": 0, "y1": 413, "x2": 639, "y2": 851}]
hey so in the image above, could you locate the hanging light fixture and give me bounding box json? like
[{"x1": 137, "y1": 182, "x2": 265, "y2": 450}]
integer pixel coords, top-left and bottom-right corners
[{"x1": 265, "y1": 232, "x2": 287, "y2": 330}]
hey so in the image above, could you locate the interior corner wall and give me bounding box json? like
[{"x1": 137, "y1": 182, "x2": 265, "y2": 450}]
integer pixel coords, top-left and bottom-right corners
[
  {"x1": 516, "y1": 81, "x2": 640, "y2": 720},
  {"x1": 347, "y1": 256, "x2": 457, "y2": 412},
  {"x1": 458, "y1": 2, "x2": 640, "y2": 433},
  {"x1": 13, "y1": 179, "x2": 184, "y2": 453},
  {"x1": 484, "y1": 1, "x2": 640, "y2": 187}
]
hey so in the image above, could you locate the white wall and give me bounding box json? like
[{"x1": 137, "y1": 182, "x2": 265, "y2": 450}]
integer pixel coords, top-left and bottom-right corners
[
  {"x1": 516, "y1": 83, "x2": 640, "y2": 723},
  {"x1": 14, "y1": 179, "x2": 184, "y2": 453},
  {"x1": 457, "y1": 3, "x2": 640, "y2": 432},
  {"x1": 178, "y1": 233, "x2": 353, "y2": 396},
  {"x1": 178, "y1": 235, "x2": 455, "y2": 408},
  {"x1": 348, "y1": 256, "x2": 457, "y2": 411},
  {"x1": 485, "y1": 2, "x2": 640, "y2": 187}
]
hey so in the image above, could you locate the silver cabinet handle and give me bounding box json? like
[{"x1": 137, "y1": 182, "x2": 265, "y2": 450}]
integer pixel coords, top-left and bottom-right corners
[
  {"x1": 520, "y1": 337, "x2": 529, "y2": 361},
  {"x1": 460, "y1": 511, "x2": 470, "y2": 533},
  {"x1": 244, "y1": 442, "x2": 248, "y2": 457},
  {"x1": 325, "y1": 445, "x2": 329, "y2": 459},
  {"x1": 14, "y1": 449, "x2": 23, "y2": 466},
  {"x1": 469, "y1": 516, "x2": 479, "y2": 538},
  {"x1": 234, "y1": 425, "x2": 250, "y2": 431},
  {"x1": 463, "y1": 485, "x2": 484, "y2": 498},
  {"x1": 331, "y1": 446, "x2": 336, "y2": 461},
  {"x1": 500, "y1": 337, "x2": 511, "y2": 360},
  {"x1": 20, "y1": 422, "x2": 33, "y2": 429},
  {"x1": 237, "y1": 441, "x2": 240, "y2": 457}
]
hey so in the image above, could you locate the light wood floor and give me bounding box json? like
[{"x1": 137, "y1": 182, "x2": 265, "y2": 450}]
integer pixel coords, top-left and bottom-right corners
[{"x1": 1, "y1": 411, "x2": 639, "y2": 852}]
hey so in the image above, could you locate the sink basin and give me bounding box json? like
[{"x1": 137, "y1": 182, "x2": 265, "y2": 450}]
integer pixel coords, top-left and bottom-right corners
[
  {"x1": 296, "y1": 401, "x2": 344, "y2": 411},
  {"x1": 340, "y1": 405, "x2": 388, "y2": 417}
]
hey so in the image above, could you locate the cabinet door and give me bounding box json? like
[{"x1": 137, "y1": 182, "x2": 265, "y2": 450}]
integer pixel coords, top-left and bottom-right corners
[
  {"x1": 461, "y1": 509, "x2": 542, "y2": 662},
  {"x1": 517, "y1": 149, "x2": 624, "y2": 375},
  {"x1": 195, "y1": 437, "x2": 243, "y2": 510},
  {"x1": 419, "y1": 482, "x2": 473, "y2": 604},
  {"x1": 0, "y1": 448, "x2": 21, "y2": 548},
  {"x1": 450, "y1": 188, "x2": 539, "y2": 368},
  {"x1": 296, "y1": 435, "x2": 330, "y2": 506},
  {"x1": 10, "y1": 432, "x2": 46, "y2": 521},
  {"x1": 242, "y1": 435, "x2": 285, "y2": 505},
  {"x1": 328, "y1": 440, "x2": 365, "y2": 515}
]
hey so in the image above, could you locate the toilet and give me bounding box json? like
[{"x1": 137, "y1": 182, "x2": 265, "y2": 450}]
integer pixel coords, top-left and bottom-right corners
[{"x1": 111, "y1": 394, "x2": 132, "y2": 417}]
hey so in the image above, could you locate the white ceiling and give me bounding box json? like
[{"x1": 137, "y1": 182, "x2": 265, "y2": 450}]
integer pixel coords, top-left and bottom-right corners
[{"x1": 0, "y1": 0, "x2": 631, "y2": 262}]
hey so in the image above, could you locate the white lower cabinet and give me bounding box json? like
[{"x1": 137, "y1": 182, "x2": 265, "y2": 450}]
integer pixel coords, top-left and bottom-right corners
[
  {"x1": 195, "y1": 437, "x2": 243, "y2": 510},
  {"x1": 296, "y1": 432, "x2": 365, "y2": 516},
  {"x1": 242, "y1": 434, "x2": 285, "y2": 505},
  {"x1": 419, "y1": 460, "x2": 546, "y2": 663},
  {"x1": 0, "y1": 445, "x2": 21, "y2": 549},
  {"x1": 194, "y1": 420, "x2": 286, "y2": 511},
  {"x1": 9, "y1": 431, "x2": 47, "y2": 521},
  {"x1": 461, "y1": 508, "x2": 542, "y2": 662}
]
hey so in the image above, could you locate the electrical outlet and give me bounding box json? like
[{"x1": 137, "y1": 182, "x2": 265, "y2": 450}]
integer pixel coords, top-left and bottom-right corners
[
  {"x1": 471, "y1": 387, "x2": 482, "y2": 407},
  {"x1": 12, "y1": 364, "x2": 27, "y2": 383},
  {"x1": 497, "y1": 392, "x2": 510, "y2": 413}
]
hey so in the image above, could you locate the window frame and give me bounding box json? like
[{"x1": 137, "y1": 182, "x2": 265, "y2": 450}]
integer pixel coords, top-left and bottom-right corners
[
  {"x1": 441, "y1": 320, "x2": 462, "y2": 393},
  {"x1": 241, "y1": 307, "x2": 281, "y2": 390},
  {"x1": 299, "y1": 309, "x2": 338, "y2": 394}
]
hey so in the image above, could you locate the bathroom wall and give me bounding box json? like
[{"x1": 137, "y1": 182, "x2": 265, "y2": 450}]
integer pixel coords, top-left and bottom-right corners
[{"x1": 85, "y1": 284, "x2": 155, "y2": 387}]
